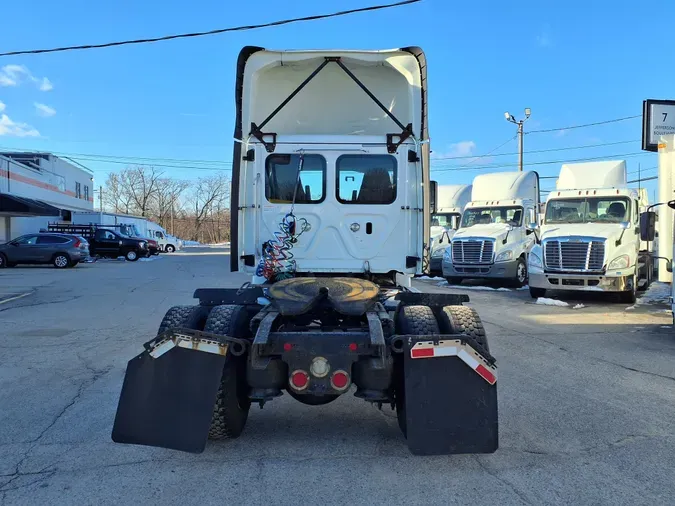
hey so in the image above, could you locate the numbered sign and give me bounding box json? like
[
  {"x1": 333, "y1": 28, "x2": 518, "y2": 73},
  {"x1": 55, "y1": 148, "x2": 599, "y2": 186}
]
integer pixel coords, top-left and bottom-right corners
[{"x1": 642, "y1": 99, "x2": 675, "y2": 152}]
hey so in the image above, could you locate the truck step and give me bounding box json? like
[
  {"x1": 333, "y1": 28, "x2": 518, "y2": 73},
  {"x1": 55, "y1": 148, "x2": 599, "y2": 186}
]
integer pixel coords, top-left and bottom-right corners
[{"x1": 638, "y1": 278, "x2": 649, "y2": 288}]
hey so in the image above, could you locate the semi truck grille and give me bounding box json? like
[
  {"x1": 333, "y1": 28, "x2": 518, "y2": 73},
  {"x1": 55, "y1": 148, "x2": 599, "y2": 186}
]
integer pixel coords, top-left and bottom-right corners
[
  {"x1": 544, "y1": 240, "x2": 605, "y2": 271},
  {"x1": 452, "y1": 240, "x2": 494, "y2": 264}
]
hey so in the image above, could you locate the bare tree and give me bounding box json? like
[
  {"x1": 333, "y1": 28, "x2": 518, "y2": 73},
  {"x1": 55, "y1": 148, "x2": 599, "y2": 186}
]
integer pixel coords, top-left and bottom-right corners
[
  {"x1": 187, "y1": 173, "x2": 231, "y2": 243},
  {"x1": 103, "y1": 173, "x2": 134, "y2": 214},
  {"x1": 151, "y1": 177, "x2": 190, "y2": 231}
]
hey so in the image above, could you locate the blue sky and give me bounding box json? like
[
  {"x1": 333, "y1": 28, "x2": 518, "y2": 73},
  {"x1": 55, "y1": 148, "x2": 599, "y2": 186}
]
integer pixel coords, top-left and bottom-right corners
[{"x1": 0, "y1": 0, "x2": 673, "y2": 200}]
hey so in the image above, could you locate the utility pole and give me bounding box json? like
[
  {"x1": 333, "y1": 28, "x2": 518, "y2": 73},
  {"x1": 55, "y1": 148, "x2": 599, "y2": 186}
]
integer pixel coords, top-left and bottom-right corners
[
  {"x1": 99, "y1": 185, "x2": 103, "y2": 212},
  {"x1": 504, "y1": 108, "x2": 531, "y2": 171}
]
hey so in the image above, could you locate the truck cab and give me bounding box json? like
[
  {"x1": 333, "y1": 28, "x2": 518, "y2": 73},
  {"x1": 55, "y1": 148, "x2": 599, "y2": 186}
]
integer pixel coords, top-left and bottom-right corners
[
  {"x1": 443, "y1": 171, "x2": 540, "y2": 287},
  {"x1": 528, "y1": 160, "x2": 651, "y2": 302},
  {"x1": 429, "y1": 184, "x2": 472, "y2": 275},
  {"x1": 230, "y1": 47, "x2": 432, "y2": 286}
]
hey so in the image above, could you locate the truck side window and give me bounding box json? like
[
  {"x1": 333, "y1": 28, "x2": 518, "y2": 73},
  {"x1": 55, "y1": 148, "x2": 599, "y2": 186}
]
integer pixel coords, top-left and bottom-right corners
[
  {"x1": 265, "y1": 154, "x2": 326, "y2": 204},
  {"x1": 336, "y1": 154, "x2": 397, "y2": 205}
]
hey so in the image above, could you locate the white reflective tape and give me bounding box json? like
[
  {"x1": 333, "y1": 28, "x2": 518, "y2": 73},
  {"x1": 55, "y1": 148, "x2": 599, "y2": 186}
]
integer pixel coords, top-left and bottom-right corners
[
  {"x1": 150, "y1": 339, "x2": 176, "y2": 358},
  {"x1": 458, "y1": 349, "x2": 480, "y2": 370},
  {"x1": 433, "y1": 346, "x2": 458, "y2": 358}
]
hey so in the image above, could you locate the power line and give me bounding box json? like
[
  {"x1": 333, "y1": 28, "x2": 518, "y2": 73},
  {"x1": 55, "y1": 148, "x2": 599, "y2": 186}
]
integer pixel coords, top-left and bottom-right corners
[
  {"x1": 628, "y1": 175, "x2": 658, "y2": 184},
  {"x1": 0, "y1": 0, "x2": 421, "y2": 57},
  {"x1": 431, "y1": 151, "x2": 648, "y2": 173},
  {"x1": 431, "y1": 139, "x2": 640, "y2": 160},
  {"x1": 67, "y1": 156, "x2": 231, "y2": 172},
  {"x1": 526, "y1": 115, "x2": 641, "y2": 134}
]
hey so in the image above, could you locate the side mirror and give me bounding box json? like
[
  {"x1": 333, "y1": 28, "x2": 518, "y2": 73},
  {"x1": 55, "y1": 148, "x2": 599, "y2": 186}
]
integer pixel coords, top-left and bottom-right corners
[
  {"x1": 10, "y1": 241, "x2": 19, "y2": 247},
  {"x1": 640, "y1": 211, "x2": 656, "y2": 241},
  {"x1": 526, "y1": 222, "x2": 537, "y2": 231},
  {"x1": 429, "y1": 180, "x2": 438, "y2": 215}
]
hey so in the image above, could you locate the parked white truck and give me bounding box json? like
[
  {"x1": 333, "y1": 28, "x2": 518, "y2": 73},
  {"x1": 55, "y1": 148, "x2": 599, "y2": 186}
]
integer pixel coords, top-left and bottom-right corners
[
  {"x1": 528, "y1": 160, "x2": 652, "y2": 303},
  {"x1": 429, "y1": 184, "x2": 472, "y2": 274},
  {"x1": 442, "y1": 171, "x2": 540, "y2": 287}
]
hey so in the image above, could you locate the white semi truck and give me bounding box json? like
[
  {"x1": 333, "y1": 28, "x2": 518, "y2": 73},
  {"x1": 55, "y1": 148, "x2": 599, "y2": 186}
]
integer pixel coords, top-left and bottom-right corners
[
  {"x1": 429, "y1": 184, "x2": 472, "y2": 274},
  {"x1": 528, "y1": 160, "x2": 652, "y2": 303},
  {"x1": 112, "y1": 46, "x2": 499, "y2": 457},
  {"x1": 443, "y1": 171, "x2": 540, "y2": 287}
]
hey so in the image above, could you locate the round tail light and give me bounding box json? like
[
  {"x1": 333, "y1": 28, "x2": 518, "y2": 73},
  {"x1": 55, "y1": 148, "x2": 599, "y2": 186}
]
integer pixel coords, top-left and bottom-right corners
[
  {"x1": 290, "y1": 370, "x2": 309, "y2": 391},
  {"x1": 331, "y1": 370, "x2": 350, "y2": 391}
]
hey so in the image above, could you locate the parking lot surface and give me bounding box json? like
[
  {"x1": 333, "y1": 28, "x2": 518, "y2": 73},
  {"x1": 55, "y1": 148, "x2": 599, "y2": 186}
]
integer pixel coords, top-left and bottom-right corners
[{"x1": 1, "y1": 247, "x2": 674, "y2": 505}]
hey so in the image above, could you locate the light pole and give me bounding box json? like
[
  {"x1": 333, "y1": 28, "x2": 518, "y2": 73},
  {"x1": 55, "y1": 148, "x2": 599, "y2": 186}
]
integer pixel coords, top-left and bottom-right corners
[{"x1": 504, "y1": 108, "x2": 531, "y2": 171}]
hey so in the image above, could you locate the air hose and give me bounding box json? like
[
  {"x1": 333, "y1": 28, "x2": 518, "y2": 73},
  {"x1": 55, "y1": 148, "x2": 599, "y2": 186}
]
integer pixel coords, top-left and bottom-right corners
[{"x1": 256, "y1": 154, "x2": 310, "y2": 282}]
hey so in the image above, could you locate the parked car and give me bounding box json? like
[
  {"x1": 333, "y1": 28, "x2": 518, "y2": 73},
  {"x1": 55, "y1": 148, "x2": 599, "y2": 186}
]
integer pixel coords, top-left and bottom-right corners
[
  {"x1": 46, "y1": 224, "x2": 150, "y2": 261},
  {"x1": 0, "y1": 233, "x2": 90, "y2": 268}
]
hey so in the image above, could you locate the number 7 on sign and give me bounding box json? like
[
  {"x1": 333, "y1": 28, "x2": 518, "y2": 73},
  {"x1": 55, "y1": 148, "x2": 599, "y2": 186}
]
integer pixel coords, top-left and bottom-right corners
[{"x1": 664, "y1": 112, "x2": 668, "y2": 122}]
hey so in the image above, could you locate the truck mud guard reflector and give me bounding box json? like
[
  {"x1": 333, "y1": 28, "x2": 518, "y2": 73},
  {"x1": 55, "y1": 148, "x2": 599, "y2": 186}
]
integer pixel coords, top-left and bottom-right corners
[
  {"x1": 402, "y1": 337, "x2": 498, "y2": 456},
  {"x1": 410, "y1": 340, "x2": 497, "y2": 385}
]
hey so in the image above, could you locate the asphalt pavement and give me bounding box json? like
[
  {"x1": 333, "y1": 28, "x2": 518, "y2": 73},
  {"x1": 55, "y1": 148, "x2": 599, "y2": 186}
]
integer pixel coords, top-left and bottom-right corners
[{"x1": 1, "y1": 247, "x2": 674, "y2": 505}]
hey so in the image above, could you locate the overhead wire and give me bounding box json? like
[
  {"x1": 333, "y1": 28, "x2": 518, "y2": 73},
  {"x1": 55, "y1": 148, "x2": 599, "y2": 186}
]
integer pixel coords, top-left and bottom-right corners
[
  {"x1": 526, "y1": 115, "x2": 641, "y2": 134},
  {"x1": 445, "y1": 135, "x2": 517, "y2": 170},
  {"x1": 0, "y1": 0, "x2": 421, "y2": 57}
]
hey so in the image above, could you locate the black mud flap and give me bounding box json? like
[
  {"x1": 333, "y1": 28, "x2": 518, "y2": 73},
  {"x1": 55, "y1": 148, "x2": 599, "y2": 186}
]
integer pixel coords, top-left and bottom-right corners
[
  {"x1": 111, "y1": 346, "x2": 225, "y2": 453},
  {"x1": 402, "y1": 338, "x2": 498, "y2": 456}
]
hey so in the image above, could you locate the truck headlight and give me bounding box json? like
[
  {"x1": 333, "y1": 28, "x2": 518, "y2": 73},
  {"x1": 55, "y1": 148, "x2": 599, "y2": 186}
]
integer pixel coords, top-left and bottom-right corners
[
  {"x1": 432, "y1": 248, "x2": 445, "y2": 258},
  {"x1": 608, "y1": 254, "x2": 630, "y2": 270},
  {"x1": 443, "y1": 249, "x2": 451, "y2": 261},
  {"x1": 529, "y1": 252, "x2": 542, "y2": 269},
  {"x1": 495, "y1": 250, "x2": 513, "y2": 262}
]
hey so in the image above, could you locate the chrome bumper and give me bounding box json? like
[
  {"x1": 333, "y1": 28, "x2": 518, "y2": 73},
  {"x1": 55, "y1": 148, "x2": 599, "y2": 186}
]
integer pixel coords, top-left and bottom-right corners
[
  {"x1": 442, "y1": 258, "x2": 518, "y2": 279},
  {"x1": 528, "y1": 271, "x2": 633, "y2": 292}
]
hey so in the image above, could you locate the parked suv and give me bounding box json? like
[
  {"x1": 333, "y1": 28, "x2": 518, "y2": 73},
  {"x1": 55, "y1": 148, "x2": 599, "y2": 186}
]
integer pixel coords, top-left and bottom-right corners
[
  {"x1": 0, "y1": 233, "x2": 90, "y2": 268},
  {"x1": 46, "y1": 224, "x2": 149, "y2": 261}
]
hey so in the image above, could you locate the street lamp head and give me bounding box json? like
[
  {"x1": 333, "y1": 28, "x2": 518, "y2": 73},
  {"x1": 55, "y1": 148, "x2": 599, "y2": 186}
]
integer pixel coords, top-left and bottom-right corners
[
  {"x1": 504, "y1": 111, "x2": 511, "y2": 121},
  {"x1": 525, "y1": 107, "x2": 531, "y2": 118}
]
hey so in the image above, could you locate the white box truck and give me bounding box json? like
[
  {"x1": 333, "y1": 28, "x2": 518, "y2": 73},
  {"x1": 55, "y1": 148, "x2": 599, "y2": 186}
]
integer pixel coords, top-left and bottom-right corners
[
  {"x1": 528, "y1": 160, "x2": 652, "y2": 303},
  {"x1": 429, "y1": 184, "x2": 472, "y2": 274},
  {"x1": 443, "y1": 171, "x2": 540, "y2": 287}
]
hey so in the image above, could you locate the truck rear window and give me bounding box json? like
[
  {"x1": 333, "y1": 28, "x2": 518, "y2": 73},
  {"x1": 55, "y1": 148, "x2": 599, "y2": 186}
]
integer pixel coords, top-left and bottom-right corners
[
  {"x1": 265, "y1": 154, "x2": 326, "y2": 204},
  {"x1": 336, "y1": 155, "x2": 397, "y2": 205}
]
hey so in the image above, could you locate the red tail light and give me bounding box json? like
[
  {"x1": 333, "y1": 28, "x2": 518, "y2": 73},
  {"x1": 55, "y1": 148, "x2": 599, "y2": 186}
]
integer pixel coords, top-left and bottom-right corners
[
  {"x1": 290, "y1": 370, "x2": 309, "y2": 390},
  {"x1": 73, "y1": 238, "x2": 81, "y2": 248},
  {"x1": 331, "y1": 370, "x2": 350, "y2": 391}
]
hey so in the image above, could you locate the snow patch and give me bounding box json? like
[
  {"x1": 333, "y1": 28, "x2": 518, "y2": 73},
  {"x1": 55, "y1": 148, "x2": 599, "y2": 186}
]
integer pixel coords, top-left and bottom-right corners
[
  {"x1": 536, "y1": 297, "x2": 569, "y2": 307},
  {"x1": 139, "y1": 255, "x2": 162, "y2": 262},
  {"x1": 418, "y1": 276, "x2": 445, "y2": 281},
  {"x1": 625, "y1": 305, "x2": 636, "y2": 311},
  {"x1": 572, "y1": 304, "x2": 586, "y2": 309},
  {"x1": 636, "y1": 282, "x2": 671, "y2": 306}
]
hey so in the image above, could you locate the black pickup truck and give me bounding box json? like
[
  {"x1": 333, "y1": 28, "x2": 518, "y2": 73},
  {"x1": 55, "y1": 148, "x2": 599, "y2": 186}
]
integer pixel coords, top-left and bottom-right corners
[{"x1": 46, "y1": 224, "x2": 149, "y2": 261}]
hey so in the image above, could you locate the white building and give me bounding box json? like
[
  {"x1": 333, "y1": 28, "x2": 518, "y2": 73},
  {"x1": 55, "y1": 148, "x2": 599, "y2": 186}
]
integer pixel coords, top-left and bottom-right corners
[{"x1": 0, "y1": 152, "x2": 95, "y2": 242}]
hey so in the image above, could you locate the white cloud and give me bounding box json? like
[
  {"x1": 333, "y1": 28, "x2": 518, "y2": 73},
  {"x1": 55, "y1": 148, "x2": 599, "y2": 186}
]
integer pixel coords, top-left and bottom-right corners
[
  {"x1": 0, "y1": 101, "x2": 5, "y2": 113},
  {"x1": 0, "y1": 114, "x2": 40, "y2": 137},
  {"x1": 38, "y1": 77, "x2": 53, "y2": 92},
  {"x1": 0, "y1": 64, "x2": 53, "y2": 91},
  {"x1": 555, "y1": 129, "x2": 566, "y2": 138},
  {"x1": 34, "y1": 102, "x2": 56, "y2": 117},
  {"x1": 432, "y1": 140, "x2": 477, "y2": 159}
]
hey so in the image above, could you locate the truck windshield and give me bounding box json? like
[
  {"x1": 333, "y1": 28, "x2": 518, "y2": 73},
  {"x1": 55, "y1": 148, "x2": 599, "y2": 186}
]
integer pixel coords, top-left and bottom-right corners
[
  {"x1": 461, "y1": 207, "x2": 523, "y2": 228},
  {"x1": 431, "y1": 213, "x2": 461, "y2": 230},
  {"x1": 545, "y1": 197, "x2": 630, "y2": 224}
]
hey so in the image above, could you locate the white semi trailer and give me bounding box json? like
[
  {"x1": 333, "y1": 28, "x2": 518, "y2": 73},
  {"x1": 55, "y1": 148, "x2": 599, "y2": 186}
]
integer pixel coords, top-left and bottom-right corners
[
  {"x1": 528, "y1": 160, "x2": 652, "y2": 303},
  {"x1": 443, "y1": 171, "x2": 540, "y2": 287},
  {"x1": 429, "y1": 184, "x2": 472, "y2": 274}
]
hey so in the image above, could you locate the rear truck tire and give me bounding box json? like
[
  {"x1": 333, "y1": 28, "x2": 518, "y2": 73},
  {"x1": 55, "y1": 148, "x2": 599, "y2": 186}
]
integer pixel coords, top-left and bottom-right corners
[
  {"x1": 203, "y1": 305, "x2": 252, "y2": 440},
  {"x1": 394, "y1": 305, "x2": 440, "y2": 437},
  {"x1": 437, "y1": 305, "x2": 490, "y2": 355},
  {"x1": 446, "y1": 277, "x2": 463, "y2": 285},
  {"x1": 513, "y1": 257, "x2": 528, "y2": 288},
  {"x1": 125, "y1": 250, "x2": 139, "y2": 262},
  {"x1": 529, "y1": 287, "x2": 546, "y2": 299},
  {"x1": 53, "y1": 253, "x2": 70, "y2": 269},
  {"x1": 166, "y1": 244, "x2": 175, "y2": 253},
  {"x1": 157, "y1": 304, "x2": 211, "y2": 336},
  {"x1": 0, "y1": 253, "x2": 6, "y2": 268}
]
